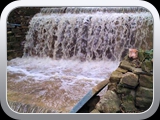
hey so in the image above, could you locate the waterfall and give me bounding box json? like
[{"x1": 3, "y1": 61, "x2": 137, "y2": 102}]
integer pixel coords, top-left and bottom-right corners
[
  {"x1": 7, "y1": 7, "x2": 153, "y2": 113},
  {"x1": 23, "y1": 7, "x2": 153, "y2": 61}
]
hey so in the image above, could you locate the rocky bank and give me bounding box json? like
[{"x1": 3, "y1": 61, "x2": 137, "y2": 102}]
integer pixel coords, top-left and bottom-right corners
[{"x1": 87, "y1": 49, "x2": 153, "y2": 113}]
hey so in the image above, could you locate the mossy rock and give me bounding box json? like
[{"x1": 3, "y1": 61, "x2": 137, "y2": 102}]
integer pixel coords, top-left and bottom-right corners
[
  {"x1": 139, "y1": 75, "x2": 153, "y2": 88},
  {"x1": 135, "y1": 97, "x2": 152, "y2": 110},
  {"x1": 136, "y1": 87, "x2": 153, "y2": 99},
  {"x1": 141, "y1": 59, "x2": 153, "y2": 72},
  {"x1": 117, "y1": 84, "x2": 132, "y2": 95}
]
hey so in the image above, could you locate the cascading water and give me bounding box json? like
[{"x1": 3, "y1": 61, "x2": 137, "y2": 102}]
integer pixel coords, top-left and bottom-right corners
[
  {"x1": 23, "y1": 7, "x2": 153, "y2": 60},
  {"x1": 7, "y1": 7, "x2": 153, "y2": 113}
]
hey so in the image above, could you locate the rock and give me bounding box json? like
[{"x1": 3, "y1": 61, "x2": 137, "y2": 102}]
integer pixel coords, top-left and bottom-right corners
[
  {"x1": 120, "y1": 91, "x2": 138, "y2": 112},
  {"x1": 132, "y1": 67, "x2": 152, "y2": 76},
  {"x1": 120, "y1": 60, "x2": 133, "y2": 71},
  {"x1": 141, "y1": 59, "x2": 153, "y2": 73},
  {"x1": 95, "y1": 102, "x2": 102, "y2": 112},
  {"x1": 109, "y1": 71, "x2": 123, "y2": 83},
  {"x1": 96, "y1": 90, "x2": 121, "y2": 113},
  {"x1": 121, "y1": 101, "x2": 138, "y2": 113},
  {"x1": 130, "y1": 59, "x2": 141, "y2": 68},
  {"x1": 108, "y1": 83, "x2": 117, "y2": 91},
  {"x1": 136, "y1": 87, "x2": 153, "y2": 99},
  {"x1": 135, "y1": 87, "x2": 153, "y2": 110},
  {"x1": 97, "y1": 49, "x2": 153, "y2": 113},
  {"x1": 90, "y1": 109, "x2": 100, "y2": 113},
  {"x1": 116, "y1": 67, "x2": 128, "y2": 73},
  {"x1": 132, "y1": 67, "x2": 144, "y2": 74},
  {"x1": 135, "y1": 97, "x2": 153, "y2": 110},
  {"x1": 120, "y1": 60, "x2": 152, "y2": 75},
  {"x1": 121, "y1": 90, "x2": 135, "y2": 102},
  {"x1": 120, "y1": 72, "x2": 139, "y2": 88},
  {"x1": 139, "y1": 75, "x2": 153, "y2": 88},
  {"x1": 117, "y1": 84, "x2": 132, "y2": 95}
]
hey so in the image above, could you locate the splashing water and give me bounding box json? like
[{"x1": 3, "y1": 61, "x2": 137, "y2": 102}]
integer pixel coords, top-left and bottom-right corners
[
  {"x1": 23, "y1": 7, "x2": 153, "y2": 61},
  {"x1": 7, "y1": 57, "x2": 119, "y2": 112},
  {"x1": 7, "y1": 7, "x2": 153, "y2": 113}
]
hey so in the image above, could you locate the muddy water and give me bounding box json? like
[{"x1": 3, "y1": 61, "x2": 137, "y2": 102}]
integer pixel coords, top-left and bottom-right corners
[{"x1": 7, "y1": 57, "x2": 119, "y2": 112}]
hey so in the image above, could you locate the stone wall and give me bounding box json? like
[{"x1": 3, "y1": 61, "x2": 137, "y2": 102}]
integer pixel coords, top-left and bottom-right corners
[
  {"x1": 91, "y1": 49, "x2": 153, "y2": 113},
  {"x1": 7, "y1": 7, "x2": 41, "y2": 60}
]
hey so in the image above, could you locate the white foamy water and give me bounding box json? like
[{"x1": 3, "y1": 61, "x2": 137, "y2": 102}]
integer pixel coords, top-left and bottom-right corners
[
  {"x1": 7, "y1": 57, "x2": 119, "y2": 112},
  {"x1": 24, "y1": 10, "x2": 153, "y2": 61}
]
